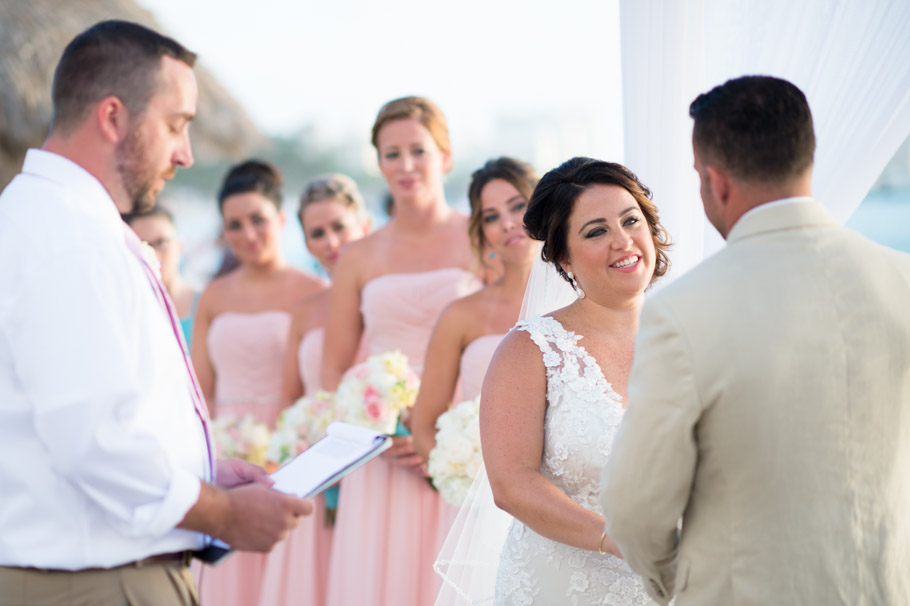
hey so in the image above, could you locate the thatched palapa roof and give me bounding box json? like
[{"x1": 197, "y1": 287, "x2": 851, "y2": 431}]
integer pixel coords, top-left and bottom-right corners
[{"x1": 0, "y1": 0, "x2": 265, "y2": 188}]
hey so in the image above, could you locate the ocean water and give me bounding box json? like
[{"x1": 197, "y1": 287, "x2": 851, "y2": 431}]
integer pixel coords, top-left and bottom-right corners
[
  {"x1": 171, "y1": 186, "x2": 910, "y2": 289},
  {"x1": 845, "y1": 188, "x2": 910, "y2": 253}
]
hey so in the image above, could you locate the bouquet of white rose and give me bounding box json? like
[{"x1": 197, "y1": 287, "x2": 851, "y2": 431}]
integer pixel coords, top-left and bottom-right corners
[
  {"x1": 211, "y1": 413, "x2": 271, "y2": 467},
  {"x1": 335, "y1": 350, "x2": 420, "y2": 434},
  {"x1": 266, "y1": 390, "x2": 336, "y2": 465},
  {"x1": 428, "y1": 396, "x2": 482, "y2": 506}
]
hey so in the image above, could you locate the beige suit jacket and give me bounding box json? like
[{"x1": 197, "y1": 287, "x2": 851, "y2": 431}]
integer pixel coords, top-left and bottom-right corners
[{"x1": 601, "y1": 200, "x2": 910, "y2": 605}]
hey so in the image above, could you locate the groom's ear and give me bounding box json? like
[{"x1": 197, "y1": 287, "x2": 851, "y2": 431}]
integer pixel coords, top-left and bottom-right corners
[{"x1": 705, "y1": 164, "x2": 730, "y2": 207}]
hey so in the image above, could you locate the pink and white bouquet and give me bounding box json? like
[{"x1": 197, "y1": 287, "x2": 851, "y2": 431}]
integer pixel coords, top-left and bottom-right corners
[
  {"x1": 335, "y1": 350, "x2": 420, "y2": 434},
  {"x1": 266, "y1": 390, "x2": 336, "y2": 465},
  {"x1": 211, "y1": 413, "x2": 271, "y2": 467},
  {"x1": 428, "y1": 396, "x2": 482, "y2": 506}
]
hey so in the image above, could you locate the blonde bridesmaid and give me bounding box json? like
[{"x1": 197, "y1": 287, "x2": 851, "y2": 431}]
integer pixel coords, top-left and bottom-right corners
[
  {"x1": 259, "y1": 174, "x2": 370, "y2": 606},
  {"x1": 322, "y1": 97, "x2": 481, "y2": 606}
]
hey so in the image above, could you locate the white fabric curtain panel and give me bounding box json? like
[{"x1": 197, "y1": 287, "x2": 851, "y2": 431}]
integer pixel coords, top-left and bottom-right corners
[{"x1": 620, "y1": 0, "x2": 910, "y2": 281}]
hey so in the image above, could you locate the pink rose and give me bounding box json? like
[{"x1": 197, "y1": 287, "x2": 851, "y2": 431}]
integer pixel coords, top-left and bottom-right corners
[{"x1": 365, "y1": 399, "x2": 382, "y2": 420}]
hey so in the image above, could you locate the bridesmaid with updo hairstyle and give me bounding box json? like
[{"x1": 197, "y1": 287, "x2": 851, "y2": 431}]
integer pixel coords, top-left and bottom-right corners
[
  {"x1": 279, "y1": 174, "x2": 371, "y2": 406},
  {"x1": 259, "y1": 173, "x2": 371, "y2": 606},
  {"x1": 192, "y1": 160, "x2": 325, "y2": 425},
  {"x1": 322, "y1": 97, "x2": 482, "y2": 606},
  {"x1": 191, "y1": 160, "x2": 324, "y2": 606}
]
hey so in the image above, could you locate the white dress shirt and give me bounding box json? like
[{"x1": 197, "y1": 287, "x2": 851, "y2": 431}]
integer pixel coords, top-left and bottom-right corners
[{"x1": 0, "y1": 150, "x2": 211, "y2": 569}]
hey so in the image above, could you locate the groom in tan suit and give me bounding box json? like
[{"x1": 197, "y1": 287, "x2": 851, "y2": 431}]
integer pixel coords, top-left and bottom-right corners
[{"x1": 601, "y1": 75, "x2": 910, "y2": 605}]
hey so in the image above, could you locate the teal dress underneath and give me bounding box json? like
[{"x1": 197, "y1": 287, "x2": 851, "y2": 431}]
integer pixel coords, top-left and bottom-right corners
[{"x1": 179, "y1": 292, "x2": 200, "y2": 351}]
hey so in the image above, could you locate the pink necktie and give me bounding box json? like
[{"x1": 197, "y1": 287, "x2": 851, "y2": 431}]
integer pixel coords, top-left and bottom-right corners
[{"x1": 123, "y1": 226, "x2": 215, "y2": 481}]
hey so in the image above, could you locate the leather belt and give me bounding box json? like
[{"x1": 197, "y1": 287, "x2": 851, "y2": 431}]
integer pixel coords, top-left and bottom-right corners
[
  {"x1": 130, "y1": 550, "x2": 194, "y2": 568},
  {"x1": 12, "y1": 551, "x2": 195, "y2": 573}
]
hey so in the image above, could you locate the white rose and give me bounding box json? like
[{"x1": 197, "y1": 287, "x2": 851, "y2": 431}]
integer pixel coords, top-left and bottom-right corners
[{"x1": 446, "y1": 434, "x2": 475, "y2": 465}]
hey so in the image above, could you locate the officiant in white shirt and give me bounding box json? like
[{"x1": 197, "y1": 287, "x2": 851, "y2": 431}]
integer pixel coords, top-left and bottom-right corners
[{"x1": 0, "y1": 20, "x2": 312, "y2": 606}]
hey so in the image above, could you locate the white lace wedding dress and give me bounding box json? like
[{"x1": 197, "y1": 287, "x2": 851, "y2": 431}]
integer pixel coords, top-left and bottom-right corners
[{"x1": 493, "y1": 315, "x2": 652, "y2": 606}]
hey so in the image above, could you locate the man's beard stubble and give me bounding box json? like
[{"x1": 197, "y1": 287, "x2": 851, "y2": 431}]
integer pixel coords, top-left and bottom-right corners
[{"x1": 116, "y1": 127, "x2": 160, "y2": 213}]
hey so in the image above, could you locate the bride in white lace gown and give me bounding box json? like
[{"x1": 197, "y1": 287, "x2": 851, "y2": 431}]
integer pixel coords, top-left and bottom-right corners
[{"x1": 481, "y1": 157, "x2": 671, "y2": 606}]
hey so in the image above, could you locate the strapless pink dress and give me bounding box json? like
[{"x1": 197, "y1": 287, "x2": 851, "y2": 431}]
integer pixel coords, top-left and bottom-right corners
[
  {"x1": 196, "y1": 310, "x2": 290, "y2": 606},
  {"x1": 434, "y1": 333, "x2": 507, "y2": 546},
  {"x1": 207, "y1": 310, "x2": 291, "y2": 427},
  {"x1": 326, "y1": 268, "x2": 481, "y2": 606},
  {"x1": 259, "y1": 327, "x2": 334, "y2": 606},
  {"x1": 458, "y1": 333, "x2": 505, "y2": 402}
]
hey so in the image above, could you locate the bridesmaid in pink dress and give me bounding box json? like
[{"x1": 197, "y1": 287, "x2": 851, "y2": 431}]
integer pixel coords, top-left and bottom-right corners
[
  {"x1": 191, "y1": 160, "x2": 325, "y2": 606},
  {"x1": 410, "y1": 158, "x2": 540, "y2": 536},
  {"x1": 321, "y1": 97, "x2": 482, "y2": 606},
  {"x1": 259, "y1": 174, "x2": 371, "y2": 606}
]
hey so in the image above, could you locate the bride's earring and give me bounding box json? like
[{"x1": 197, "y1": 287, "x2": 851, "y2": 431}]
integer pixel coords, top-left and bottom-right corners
[{"x1": 567, "y1": 271, "x2": 586, "y2": 299}]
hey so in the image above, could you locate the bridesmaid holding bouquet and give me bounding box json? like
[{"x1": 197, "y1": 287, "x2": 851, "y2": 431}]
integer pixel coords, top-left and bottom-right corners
[
  {"x1": 259, "y1": 173, "x2": 371, "y2": 606},
  {"x1": 411, "y1": 157, "x2": 540, "y2": 466},
  {"x1": 321, "y1": 97, "x2": 481, "y2": 606},
  {"x1": 191, "y1": 160, "x2": 324, "y2": 606}
]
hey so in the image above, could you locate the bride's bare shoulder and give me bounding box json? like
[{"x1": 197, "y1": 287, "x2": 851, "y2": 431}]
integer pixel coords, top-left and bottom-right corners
[{"x1": 489, "y1": 325, "x2": 546, "y2": 371}]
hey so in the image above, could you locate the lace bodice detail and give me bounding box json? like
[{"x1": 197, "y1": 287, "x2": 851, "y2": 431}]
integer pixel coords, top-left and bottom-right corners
[
  {"x1": 494, "y1": 316, "x2": 652, "y2": 606},
  {"x1": 519, "y1": 316, "x2": 624, "y2": 512}
]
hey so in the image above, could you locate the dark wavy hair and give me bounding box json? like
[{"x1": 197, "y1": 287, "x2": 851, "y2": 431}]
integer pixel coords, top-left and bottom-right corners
[
  {"x1": 217, "y1": 159, "x2": 283, "y2": 213},
  {"x1": 523, "y1": 157, "x2": 670, "y2": 285}
]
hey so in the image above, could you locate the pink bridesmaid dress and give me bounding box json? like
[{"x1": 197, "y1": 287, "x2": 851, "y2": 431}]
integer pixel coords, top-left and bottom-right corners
[
  {"x1": 434, "y1": 332, "x2": 507, "y2": 545},
  {"x1": 196, "y1": 310, "x2": 291, "y2": 606},
  {"x1": 326, "y1": 268, "x2": 481, "y2": 606},
  {"x1": 458, "y1": 334, "x2": 505, "y2": 403},
  {"x1": 259, "y1": 327, "x2": 335, "y2": 606}
]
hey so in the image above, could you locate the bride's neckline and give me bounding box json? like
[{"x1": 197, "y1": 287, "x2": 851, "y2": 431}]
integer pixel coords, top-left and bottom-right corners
[{"x1": 530, "y1": 315, "x2": 623, "y2": 407}]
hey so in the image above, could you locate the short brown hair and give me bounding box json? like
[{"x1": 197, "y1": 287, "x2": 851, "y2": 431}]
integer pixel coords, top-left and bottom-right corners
[
  {"x1": 51, "y1": 20, "x2": 196, "y2": 135},
  {"x1": 467, "y1": 157, "x2": 539, "y2": 270},
  {"x1": 370, "y1": 96, "x2": 451, "y2": 172},
  {"x1": 523, "y1": 157, "x2": 671, "y2": 285},
  {"x1": 689, "y1": 75, "x2": 815, "y2": 183}
]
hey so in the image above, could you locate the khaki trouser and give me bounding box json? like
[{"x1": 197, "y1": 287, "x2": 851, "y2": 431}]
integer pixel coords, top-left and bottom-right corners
[{"x1": 0, "y1": 563, "x2": 199, "y2": 606}]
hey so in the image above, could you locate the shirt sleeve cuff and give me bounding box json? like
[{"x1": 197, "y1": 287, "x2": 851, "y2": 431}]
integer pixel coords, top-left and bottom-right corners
[{"x1": 125, "y1": 468, "x2": 202, "y2": 539}]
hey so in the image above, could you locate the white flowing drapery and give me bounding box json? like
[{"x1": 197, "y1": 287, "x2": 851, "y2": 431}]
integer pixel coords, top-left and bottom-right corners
[
  {"x1": 434, "y1": 3, "x2": 910, "y2": 603},
  {"x1": 620, "y1": 0, "x2": 910, "y2": 281}
]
